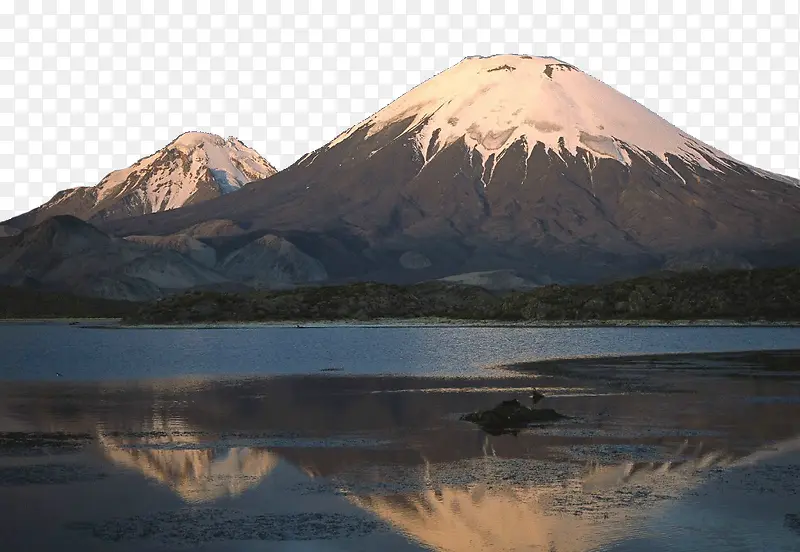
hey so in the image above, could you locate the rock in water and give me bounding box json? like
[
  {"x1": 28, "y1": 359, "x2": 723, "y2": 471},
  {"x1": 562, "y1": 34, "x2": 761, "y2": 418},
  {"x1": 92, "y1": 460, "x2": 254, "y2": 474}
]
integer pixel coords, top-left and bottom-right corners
[{"x1": 461, "y1": 399, "x2": 566, "y2": 435}]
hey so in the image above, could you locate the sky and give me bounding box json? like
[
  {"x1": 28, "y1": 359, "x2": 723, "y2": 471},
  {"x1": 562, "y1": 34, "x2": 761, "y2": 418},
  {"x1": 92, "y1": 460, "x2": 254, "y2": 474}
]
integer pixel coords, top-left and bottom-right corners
[{"x1": 1, "y1": 0, "x2": 798, "y2": 219}]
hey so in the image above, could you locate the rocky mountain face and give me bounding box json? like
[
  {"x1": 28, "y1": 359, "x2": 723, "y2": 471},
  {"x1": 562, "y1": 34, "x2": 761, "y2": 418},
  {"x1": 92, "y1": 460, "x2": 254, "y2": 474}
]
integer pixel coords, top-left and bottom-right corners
[
  {"x1": 220, "y1": 234, "x2": 328, "y2": 288},
  {"x1": 5, "y1": 132, "x2": 277, "y2": 229},
  {"x1": 0, "y1": 225, "x2": 20, "y2": 237},
  {"x1": 0, "y1": 216, "x2": 228, "y2": 300},
  {"x1": 0, "y1": 216, "x2": 327, "y2": 300},
  {"x1": 99, "y1": 54, "x2": 800, "y2": 286}
]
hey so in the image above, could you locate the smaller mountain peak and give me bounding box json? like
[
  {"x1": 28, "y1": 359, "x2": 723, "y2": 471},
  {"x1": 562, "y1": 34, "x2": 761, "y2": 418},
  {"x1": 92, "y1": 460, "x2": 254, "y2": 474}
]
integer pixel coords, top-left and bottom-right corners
[
  {"x1": 3, "y1": 131, "x2": 277, "y2": 230},
  {"x1": 169, "y1": 133, "x2": 264, "y2": 157},
  {"x1": 175, "y1": 130, "x2": 221, "y2": 140},
  {"x1": 171, "y1": 131, "x2": 226, "y2": 151}
]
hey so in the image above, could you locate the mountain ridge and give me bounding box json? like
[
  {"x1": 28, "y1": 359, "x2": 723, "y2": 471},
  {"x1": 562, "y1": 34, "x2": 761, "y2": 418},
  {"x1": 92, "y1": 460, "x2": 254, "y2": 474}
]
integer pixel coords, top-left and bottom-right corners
[
  {"x1": 0, "y1": 215, "x2": 333, "y2": 300},
  {"x1": 99, "y1": 54, "x2": 800, "y2": 284},
  {"x1": 6, "y1": 131, "x2": 277, "y2": 229},
  {"x1": 5, "y1": 55, "x2": 800, "y2": 293}
]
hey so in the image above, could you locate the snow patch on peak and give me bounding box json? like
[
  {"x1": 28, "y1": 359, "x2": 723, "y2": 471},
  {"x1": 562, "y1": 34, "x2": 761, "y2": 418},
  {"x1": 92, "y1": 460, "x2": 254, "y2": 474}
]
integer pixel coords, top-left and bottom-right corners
[
  {"x1": 172, "y1": 131, "x2": 225, "y2": 152},
  {"x1": 85, "y1": 132, "x2": 277, "y2": 216},
  {"x1": 578, "y1": 131, "x2": 627, "y2": 164},
  {"x1": 326, "y1": 54, "x2": 740, "y2": 176}
]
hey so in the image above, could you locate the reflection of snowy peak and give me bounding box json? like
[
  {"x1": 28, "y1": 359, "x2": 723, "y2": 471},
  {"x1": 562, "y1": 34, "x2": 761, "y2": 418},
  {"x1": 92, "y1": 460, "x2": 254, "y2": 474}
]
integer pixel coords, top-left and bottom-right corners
[
  {"x1": 97, "y1": 419, "x2": 279, "y2": 503},
  {"x1": 350, "y1": 449, "x2": 737, "y2": 552},
  {"x1": 7, "y1": 132, "x2": 277, "y2": 228}
]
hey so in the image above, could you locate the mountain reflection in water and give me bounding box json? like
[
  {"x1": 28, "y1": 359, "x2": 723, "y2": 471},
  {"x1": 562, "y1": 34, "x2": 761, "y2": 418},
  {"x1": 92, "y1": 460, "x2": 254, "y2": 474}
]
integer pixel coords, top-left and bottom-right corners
[
  {"x1": 345, "y1": 445, "x2": 742, "y2": 552},
  {"x1": 1, "y1": 350, "x2": 799, "y2": 551},
  {"x1": 347, "y1": 437, "x2": 800, "y2": 552},
  {"x1": 97, "y1": 417, "x2": 279, "y2": 503},
  {"x1": 95, "y1": 421, "x2": 797, "y2": 552}
]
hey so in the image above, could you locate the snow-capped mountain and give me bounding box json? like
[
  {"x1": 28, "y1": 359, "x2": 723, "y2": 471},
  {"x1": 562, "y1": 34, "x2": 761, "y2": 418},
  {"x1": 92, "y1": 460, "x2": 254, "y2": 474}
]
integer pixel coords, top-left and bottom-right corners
[
  {"x1": 327, "y1": 55, "x2": 793, "y2": 185},
  {"x1": 6, "y1": 132, "x2": 277, "y2": 228},
  {"x1": 99, "y1": 54, "x2": 798, "y2": 284},
  {"x1": 30, "y1": 56, "x2": 800, "y2": 285}
]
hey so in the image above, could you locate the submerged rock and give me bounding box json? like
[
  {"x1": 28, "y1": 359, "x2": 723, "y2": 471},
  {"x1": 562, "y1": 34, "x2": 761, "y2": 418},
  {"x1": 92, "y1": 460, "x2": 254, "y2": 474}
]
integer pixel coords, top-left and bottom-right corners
[{"x1": 461, "y1": 399, "x2": 566, "y2": 435}]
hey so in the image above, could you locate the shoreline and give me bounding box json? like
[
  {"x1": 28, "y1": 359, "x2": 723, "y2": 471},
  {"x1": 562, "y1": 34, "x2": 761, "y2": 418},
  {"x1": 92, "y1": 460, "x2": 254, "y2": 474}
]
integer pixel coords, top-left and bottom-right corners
[
  {"x1": 4, "y1": 347, "x2": 800, "y2": 385},
  {"x1": 0, "y1": 318, "x2": 121, "y2": 325},
  {"x1": 487, "y1": 347, "x2": 800, "y2": 373},
  {"x1": 2, "y1": 317, "x2": 800, "y2": 329}
]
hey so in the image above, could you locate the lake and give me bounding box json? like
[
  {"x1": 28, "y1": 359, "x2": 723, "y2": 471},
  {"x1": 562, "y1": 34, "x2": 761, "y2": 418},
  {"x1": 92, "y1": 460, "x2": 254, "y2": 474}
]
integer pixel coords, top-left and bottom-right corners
[
  {"x1": 2, "y1": 322, "x2": 800, "y2": 380},
  {"x1": 1, "y1": 324, "x2": 799, "y2": 551}
]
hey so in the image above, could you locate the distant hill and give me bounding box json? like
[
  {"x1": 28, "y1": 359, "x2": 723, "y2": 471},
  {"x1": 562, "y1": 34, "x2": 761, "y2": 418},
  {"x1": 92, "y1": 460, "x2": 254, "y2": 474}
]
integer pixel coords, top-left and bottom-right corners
[{"x1": 0, "y1": 215, "x2": 329, "y2": 300}]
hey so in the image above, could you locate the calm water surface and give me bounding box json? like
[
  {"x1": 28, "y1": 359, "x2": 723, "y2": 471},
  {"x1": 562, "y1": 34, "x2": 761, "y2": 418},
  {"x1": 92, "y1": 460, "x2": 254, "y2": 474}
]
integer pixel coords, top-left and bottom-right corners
[
  {"x1": 2, "y1": 323, "x2": 800, "y2": 380},
  {"x1": 0, "y1": 324, "x2": 799, "y2": 551}
]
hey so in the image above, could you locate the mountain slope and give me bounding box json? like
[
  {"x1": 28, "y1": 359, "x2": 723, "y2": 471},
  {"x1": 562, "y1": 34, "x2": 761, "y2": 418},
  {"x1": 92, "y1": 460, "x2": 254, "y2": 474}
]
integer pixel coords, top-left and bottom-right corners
[
  {"x1": 78, "y1": 56, "x2": 800, "y2": 282},
  {"x1": 0, "y1": 225, "x2": 20, "y2": 237},
  {"x1": 0, "y1": 215, "x2": 235, "y2": 300},
  {"x1": 0, "y1": 215, "x2": 331, "y2": 298},
  {"x1": 6, "y1": 132, "x2": 277, "y2": 229}
]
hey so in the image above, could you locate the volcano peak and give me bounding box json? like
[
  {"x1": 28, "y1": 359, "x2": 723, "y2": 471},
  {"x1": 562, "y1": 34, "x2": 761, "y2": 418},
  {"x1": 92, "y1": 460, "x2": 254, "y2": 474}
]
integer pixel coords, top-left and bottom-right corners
[{"x1": 327, "y1": 54, "x2": 737, "y2": 178}]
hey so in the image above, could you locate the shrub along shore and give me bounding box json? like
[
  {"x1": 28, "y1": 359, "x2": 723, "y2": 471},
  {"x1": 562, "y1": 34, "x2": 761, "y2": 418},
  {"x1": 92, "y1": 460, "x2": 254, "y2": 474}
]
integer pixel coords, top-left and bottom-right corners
[
  {"x1": 2, "y1": 268, "x2": 798, "y2": 324},
  {"x1": 122, "y1": 267, "x2": 800, "y2": 325}
]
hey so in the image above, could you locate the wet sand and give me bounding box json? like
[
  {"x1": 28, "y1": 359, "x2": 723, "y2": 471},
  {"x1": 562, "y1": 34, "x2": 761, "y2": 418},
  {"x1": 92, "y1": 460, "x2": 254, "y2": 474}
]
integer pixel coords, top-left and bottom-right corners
[{"x1": 0, "y1": 350, "x2": 799, "y2": 550}]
